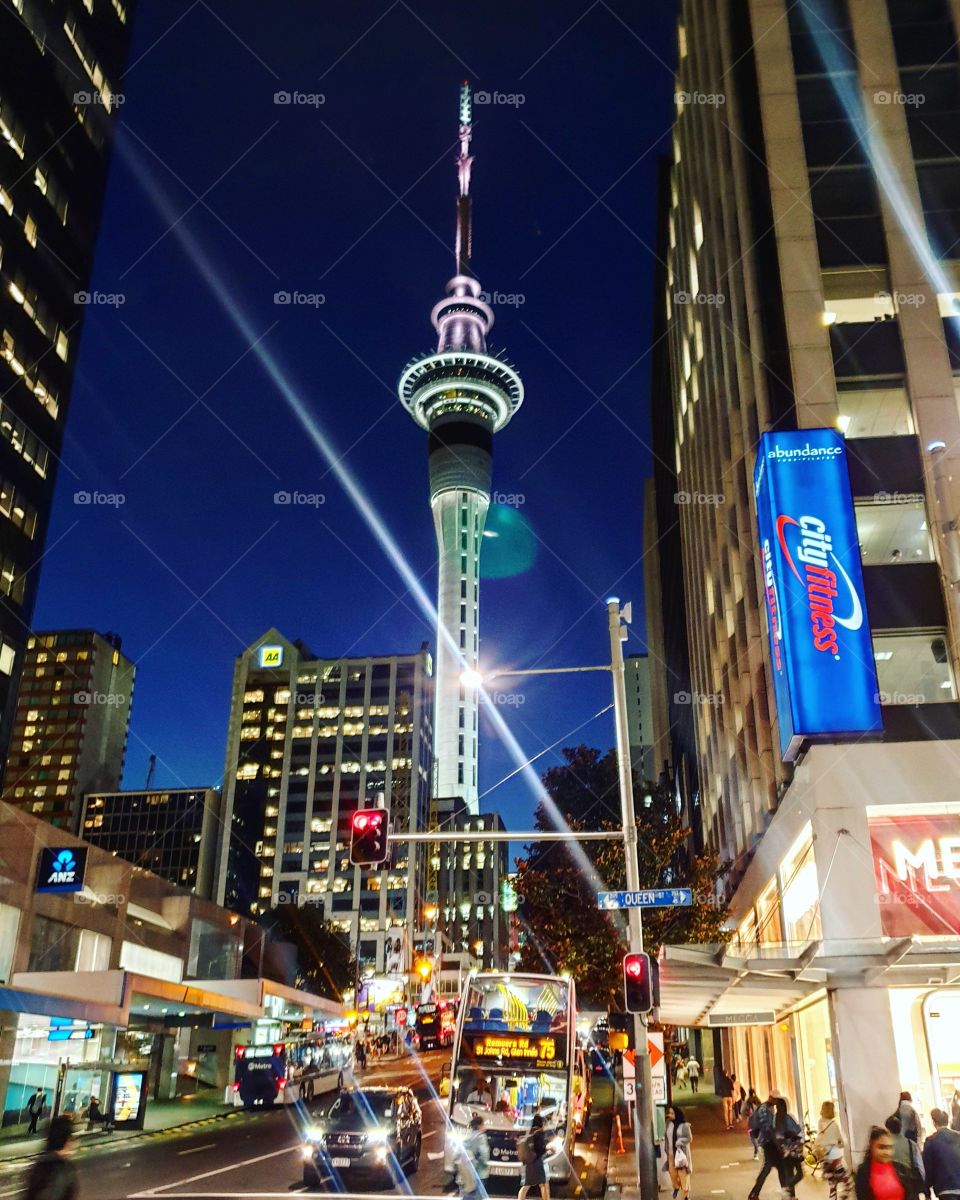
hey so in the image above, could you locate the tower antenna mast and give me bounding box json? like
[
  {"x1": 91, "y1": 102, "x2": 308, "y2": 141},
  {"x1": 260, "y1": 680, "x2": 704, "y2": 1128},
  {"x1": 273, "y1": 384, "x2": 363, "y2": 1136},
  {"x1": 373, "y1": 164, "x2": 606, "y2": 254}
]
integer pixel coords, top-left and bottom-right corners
[{"x1": 456, "y1": 81, "x2": 474, "y2": 277}]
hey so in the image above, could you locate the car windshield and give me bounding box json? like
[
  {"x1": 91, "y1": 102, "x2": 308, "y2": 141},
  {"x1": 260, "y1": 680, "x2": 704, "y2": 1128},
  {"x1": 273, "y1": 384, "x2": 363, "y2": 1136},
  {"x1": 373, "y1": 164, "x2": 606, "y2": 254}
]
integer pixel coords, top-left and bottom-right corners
[{"x1": 321, "y1": 1092, "x2": 395, "y2": 1123}]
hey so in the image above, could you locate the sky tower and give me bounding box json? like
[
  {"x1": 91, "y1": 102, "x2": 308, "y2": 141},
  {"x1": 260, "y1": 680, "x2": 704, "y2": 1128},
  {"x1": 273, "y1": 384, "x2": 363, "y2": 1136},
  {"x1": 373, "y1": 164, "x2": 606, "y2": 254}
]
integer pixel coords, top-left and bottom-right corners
[{"x1": 399, "y1": 82, "x2": 524, "y2": 812}]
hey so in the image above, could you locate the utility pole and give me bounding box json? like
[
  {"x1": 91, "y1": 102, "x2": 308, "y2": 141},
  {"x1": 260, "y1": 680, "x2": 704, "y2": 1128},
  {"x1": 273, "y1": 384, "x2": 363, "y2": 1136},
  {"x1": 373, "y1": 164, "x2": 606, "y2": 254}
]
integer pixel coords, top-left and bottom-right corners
[{"x1": 607, "y1": 598, "x2": 657, "y2": 1200}]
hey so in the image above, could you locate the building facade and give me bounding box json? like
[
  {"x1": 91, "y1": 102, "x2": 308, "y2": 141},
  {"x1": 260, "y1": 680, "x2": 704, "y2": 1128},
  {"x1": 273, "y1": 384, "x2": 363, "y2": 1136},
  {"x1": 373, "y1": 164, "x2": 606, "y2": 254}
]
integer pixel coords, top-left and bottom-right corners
[
  {"x1": 398, "y1": 83, "x2": 523, "y2": 812},
  {"x1": 657, "y1": 0, "x2": 960, "y2": 1156},
  {"x1": 623, "y1": 654, "x2": 656, "y2": 783},
  {"x1": 81, "y1": 787, "x2": 222, "y2": 899},
  {"x1": 2, "y1": 630, "x2": 134, "y2": 830},
  {"x1": 216, "y1": 630, "x2": 432, "y2": 977},
  {"x1": 0, "y1": 0, "x2": 135, "y2": 765}
]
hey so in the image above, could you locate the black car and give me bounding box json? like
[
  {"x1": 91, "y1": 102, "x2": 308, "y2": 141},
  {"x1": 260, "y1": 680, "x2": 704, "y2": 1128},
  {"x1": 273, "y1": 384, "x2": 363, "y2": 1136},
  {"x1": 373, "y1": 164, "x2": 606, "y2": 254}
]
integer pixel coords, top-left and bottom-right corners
[{"x1": 302, "y1": 1086, "x2": 422, "y2": 1188}]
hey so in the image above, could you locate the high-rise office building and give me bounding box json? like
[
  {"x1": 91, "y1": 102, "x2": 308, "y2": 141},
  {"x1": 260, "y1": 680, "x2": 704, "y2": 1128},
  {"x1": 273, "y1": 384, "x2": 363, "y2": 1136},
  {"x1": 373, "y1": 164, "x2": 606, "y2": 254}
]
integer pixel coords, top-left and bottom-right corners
[
  {"x1": 623, "y1": 654, "x2": 655, "y2": 782},
  {"x1": 398, "y1": 83, "x2": 524, "y2": 812},
  {"x1": 216, "y1": 630, "x2": 432, "y2": 976},
  {"x1": 81, "y1": 787, "x2": 222, "y2": 898},
  {"x1": 0, "y1": 1, "x2": 135, "y2": 766},
  {"x1": 657, "y1": 0, "x2": 960, "y2": 1155},
  {"x1": 2, "y1": 630, "x2": 134, "y2": 829}
]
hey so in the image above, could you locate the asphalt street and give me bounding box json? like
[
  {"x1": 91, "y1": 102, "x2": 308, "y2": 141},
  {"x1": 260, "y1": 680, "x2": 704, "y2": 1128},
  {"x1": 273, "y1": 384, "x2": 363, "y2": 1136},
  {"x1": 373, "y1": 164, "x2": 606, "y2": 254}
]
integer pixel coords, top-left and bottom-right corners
[{"x1": 0, "y1": 1052, "x2": 613, "y2": 1200}]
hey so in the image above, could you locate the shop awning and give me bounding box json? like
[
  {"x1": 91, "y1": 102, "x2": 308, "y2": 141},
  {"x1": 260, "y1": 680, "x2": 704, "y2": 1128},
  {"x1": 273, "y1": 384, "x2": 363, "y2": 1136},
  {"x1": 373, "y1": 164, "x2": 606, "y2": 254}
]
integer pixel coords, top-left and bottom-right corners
[
  {"x1": 0, "y1": 984, "x2": 125, "y2": 1026},
  {"x1": 659, "y1": 938, "x2": 960, "y2": 1027}
]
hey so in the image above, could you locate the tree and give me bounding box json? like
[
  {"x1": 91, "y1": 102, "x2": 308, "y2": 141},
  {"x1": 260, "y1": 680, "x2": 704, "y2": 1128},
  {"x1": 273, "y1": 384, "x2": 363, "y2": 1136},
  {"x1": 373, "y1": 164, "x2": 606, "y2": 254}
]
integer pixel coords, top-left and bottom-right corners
[
  {"x1": 516, "y1": 745, "x2": 729, "y2": 1007},
  {"x1": 260, "y1": 903, "x2": 353, "y2": 1000}
]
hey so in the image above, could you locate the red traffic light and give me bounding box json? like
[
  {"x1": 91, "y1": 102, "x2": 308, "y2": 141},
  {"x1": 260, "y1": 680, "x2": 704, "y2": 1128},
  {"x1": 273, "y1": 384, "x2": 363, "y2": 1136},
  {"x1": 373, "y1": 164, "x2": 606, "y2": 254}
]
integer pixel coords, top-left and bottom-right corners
[
  {"x1": 623, "y1": 952, "x2": 652, "y2": 1014},
  {"x1": 349, "y1": 807, "x2": 389, "y2": 866}
]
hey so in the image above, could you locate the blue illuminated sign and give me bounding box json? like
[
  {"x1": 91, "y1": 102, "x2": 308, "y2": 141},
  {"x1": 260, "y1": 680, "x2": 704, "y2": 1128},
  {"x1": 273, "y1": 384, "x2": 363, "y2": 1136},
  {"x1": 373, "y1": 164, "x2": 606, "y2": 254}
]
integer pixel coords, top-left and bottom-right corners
[
  {"x1": 754, "y1": 428, "x2": 881, "y2": 761},
  {"x1": 35, "y1": 846, "x2": 87, "y2": 894}
]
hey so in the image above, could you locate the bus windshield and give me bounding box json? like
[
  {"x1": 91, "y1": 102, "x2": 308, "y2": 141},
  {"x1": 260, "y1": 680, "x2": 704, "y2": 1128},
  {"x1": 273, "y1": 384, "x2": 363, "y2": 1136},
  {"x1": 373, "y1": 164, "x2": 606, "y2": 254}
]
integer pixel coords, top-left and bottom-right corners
[{"x1": 461, "y1": 976, "x2": 570, "y2": 1047}]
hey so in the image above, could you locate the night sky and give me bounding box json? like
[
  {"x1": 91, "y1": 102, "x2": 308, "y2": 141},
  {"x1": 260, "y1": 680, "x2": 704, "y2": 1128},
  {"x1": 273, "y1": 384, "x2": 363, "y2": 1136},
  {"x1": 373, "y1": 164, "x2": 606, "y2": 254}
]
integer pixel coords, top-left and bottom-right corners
[{"x1": 33, "y1": 0, "x2": 678, "y2": 832}]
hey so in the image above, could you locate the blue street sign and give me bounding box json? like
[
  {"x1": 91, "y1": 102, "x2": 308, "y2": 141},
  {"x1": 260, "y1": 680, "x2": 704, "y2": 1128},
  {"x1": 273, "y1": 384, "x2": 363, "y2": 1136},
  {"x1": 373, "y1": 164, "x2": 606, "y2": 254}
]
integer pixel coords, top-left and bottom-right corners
[
  {"x1": 754, "y1": 428, "x2": 881, "y2": 761},
  {"x1": 597, "y1": 889, "x2": 693, "y2": 910}
]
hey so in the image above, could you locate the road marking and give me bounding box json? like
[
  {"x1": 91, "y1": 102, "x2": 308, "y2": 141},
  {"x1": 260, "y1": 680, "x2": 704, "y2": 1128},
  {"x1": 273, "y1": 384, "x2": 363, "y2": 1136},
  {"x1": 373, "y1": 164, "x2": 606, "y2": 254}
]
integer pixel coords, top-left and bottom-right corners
[
  {"x1": 178, "y1": 1144, "x2": 216, "y2": 1156},
  {"x1": 127, "y1": 1144, "x2": 301, "y2": 1196},
  {"x1": 423, "y1": 1130, "x2": 439, "y2": 1140}
]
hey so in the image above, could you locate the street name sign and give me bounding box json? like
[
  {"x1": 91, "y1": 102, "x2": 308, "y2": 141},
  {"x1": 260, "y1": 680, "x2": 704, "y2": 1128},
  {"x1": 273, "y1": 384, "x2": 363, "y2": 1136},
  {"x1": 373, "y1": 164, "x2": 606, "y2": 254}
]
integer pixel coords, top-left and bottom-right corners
[{"x1": 597, "y1": 888, "x2": 692, "y2": 910}]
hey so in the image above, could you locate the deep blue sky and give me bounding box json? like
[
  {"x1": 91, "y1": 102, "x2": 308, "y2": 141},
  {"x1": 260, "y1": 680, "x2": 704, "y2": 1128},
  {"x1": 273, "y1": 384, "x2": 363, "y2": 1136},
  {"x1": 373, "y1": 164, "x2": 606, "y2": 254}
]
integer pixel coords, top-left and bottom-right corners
[{"x1": 33, "y1": 0, "x2": 678, "y2": 829}]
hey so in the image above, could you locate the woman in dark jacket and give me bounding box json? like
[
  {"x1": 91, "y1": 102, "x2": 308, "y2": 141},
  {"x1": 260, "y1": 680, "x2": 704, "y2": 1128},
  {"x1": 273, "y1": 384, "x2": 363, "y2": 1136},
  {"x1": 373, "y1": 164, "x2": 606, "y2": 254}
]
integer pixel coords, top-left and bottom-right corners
[
  {"x1": 855, "y1": 1126, "x2": 923, "y2": 1200},
  {"x1": 518, "y1": 1114, "x2": 549, "y2": 1200},
  {"x1": 771, "y1": 1098, "x2": 804, "y2": 1198}
]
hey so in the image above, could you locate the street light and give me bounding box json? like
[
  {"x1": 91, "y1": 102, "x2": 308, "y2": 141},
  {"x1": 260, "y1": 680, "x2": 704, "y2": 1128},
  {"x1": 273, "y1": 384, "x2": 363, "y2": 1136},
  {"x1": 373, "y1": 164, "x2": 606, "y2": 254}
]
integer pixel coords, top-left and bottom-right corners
[{"x1": 423, "y1": 903, "x2": 439, "y2": 923}]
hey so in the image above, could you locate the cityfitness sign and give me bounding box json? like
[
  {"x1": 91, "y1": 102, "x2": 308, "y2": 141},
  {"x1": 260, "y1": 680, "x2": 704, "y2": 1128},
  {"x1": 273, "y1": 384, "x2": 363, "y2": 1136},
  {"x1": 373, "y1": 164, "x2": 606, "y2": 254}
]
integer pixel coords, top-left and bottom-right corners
[
  {"x1": 870, "y1": 810, "x2": 960, "y2": 936},
  {"x1": 753, "y1": 429, "x2": 881, "y2": 761},
  {"x1": 35, "y1": 846, "x2": 87, "y2": 894}
]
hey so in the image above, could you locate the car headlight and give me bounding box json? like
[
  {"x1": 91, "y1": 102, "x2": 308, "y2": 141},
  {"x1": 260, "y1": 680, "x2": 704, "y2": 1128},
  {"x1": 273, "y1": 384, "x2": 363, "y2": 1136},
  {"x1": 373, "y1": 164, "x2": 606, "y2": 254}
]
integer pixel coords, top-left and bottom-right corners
[
  {"x1": 302, "y1": 1145, "x2": 316, "y2": 1161},
  {"x1": 304, "y1": 1127, "x2": 325, "y2": 1143},
  {"x1": 366, "y1": 1127, "x2": 390, "y2": 1145}
]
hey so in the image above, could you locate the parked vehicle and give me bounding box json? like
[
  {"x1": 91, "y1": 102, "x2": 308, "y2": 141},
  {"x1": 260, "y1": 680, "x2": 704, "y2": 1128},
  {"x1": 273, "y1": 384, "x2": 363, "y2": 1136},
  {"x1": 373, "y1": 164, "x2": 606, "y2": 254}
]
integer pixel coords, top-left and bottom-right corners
[{"x1": 301, "y1": 1086, "x2": 422, "y2": 1188}]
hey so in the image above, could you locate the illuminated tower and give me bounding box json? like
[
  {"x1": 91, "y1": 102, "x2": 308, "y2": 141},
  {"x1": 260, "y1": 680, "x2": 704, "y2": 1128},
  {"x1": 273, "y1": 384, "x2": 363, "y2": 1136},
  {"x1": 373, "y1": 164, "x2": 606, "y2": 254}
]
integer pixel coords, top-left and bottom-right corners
[{"x1": 399, "y1": 83, "x2": 523, "y2": 812}]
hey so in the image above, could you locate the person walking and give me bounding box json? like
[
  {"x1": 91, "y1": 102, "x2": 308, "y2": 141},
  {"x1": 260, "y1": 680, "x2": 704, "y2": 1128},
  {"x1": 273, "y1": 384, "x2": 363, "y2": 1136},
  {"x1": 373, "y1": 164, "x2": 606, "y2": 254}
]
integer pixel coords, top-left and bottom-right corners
[
  {"x1": 886, "y1": 1116, "x2": 924, "y2": 1180},
  {"x1": 686, "y1": 1057, "x2": 701, "y2": 1095},
  {"x1": 26, "y1": 1088, "x2": 46, "y2": 1136},
  {"x1": 898, "y1": 1093, "x2": 923, "y2": 1145},
  {"x1": 24, "y1": 1116, "x2": 78, "y2": 1200},
  {"x1": 855, "y1": 1126, "x2": 922, "y2": 1200},
  {"x1": 815, "y1": 1101, "x2": 849, "y2": 1200},
  {"x1": 460, "y1": 1115, "x2": 490, "y2": 1200},
  {"x1": 748, "y1": 1094, "x2": 778, "y2": 1193},
  {"x1": 771, "y1": 1097, "x2": 805, "y2": 1199},
  {"x1": 733, "y1": 1077, "x2": 747, "y2": 1125},
  {"x1": 518, "y1": 1114, "x2": 549, "y2": 1200},
  {"x1": 663, "y1": 1105, "x2": 693, "y2": 1200},
  {"x1": 743, "y1": 1089, "x2": 762, "y2": 1158},
  {"x1": 923, "y1": 1108, "x2": 960, "y2": 1198},
  {"x1": 719, "y1": 1070, "x2": 735, "y2": 1130}
]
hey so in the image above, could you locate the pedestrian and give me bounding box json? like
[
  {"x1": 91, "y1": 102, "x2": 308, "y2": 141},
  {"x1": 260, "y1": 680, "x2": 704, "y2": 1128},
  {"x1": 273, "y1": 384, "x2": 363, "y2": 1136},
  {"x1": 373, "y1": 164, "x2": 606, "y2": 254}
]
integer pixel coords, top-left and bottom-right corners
[
  {"x1": 517, "y1": 1113, "x2": 549, "y2": 1200},
  {"x1": 24, "y1": 1116, "x2": 78, "y2": 1200},
  {"x1": 686, "y1": 1057, "x2": 701, "y2": 1095},
  {"x1": 855, "y1": 1126, "x2": 922, "y2": 1200},
  {"x1": 719, "y1": 1069, "x2": 735, "y2": 1130},
  {"x1": 815, "y1": 1101, "x2": 848, "y2": 1200},
  {"x1": 663, "y1": 1104, "x2": 693, "y2": 1200},
  {"x1": 922, "y1": 1107, "x2": 960, "y2": 1198},
  {"x1": 676, "y1": 1060, "x2": 688, "y2": 1088},
  {"x1": 460, "y1": 1115, "x2": 490, "y2": 1200},
  {"x1": 897, "y1": 1093, "x2": 923, "y2": 1145},
  {"x1": 743, "y1": 1089, "x2": 762, "y2": 1157},
  {"x1": 771, "y1": 1097, "x2": 805, "y2": 1199},
  {"x1": 748, "y1": 1094, "x2": 778, "y2": 1194},
  {"x1": 886, "y1": 1116, "x2": 924, "y2": 1179},
  {"x1": 733, "y1": 1076, "x2": 746, "y2": 1124},
  {"x1": 26, "y1": 1087, "x2": 46, "y2": 1136}
]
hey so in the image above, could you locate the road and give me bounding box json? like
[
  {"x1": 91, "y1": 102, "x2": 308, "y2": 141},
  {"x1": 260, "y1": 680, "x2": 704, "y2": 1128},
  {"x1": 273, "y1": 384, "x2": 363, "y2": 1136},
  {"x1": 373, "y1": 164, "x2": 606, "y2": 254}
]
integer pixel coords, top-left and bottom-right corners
[{"x1": 0, "y1": 1054, "x2": 613, "y2": 1200}]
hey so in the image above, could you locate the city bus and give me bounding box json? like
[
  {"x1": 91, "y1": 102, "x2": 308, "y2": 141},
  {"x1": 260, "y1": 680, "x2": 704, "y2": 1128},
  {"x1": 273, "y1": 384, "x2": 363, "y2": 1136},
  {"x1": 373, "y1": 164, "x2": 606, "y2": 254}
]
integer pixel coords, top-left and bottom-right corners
[
  {"x1": 443, "y1": 972, "x2": 590, "y2": 1184},
  {"x1": 415, "y1": 998, "x2": 457, "y2": 1050},
  {"x1": 232, "y1": 1036, "x2": 352, "y2": 1108}
]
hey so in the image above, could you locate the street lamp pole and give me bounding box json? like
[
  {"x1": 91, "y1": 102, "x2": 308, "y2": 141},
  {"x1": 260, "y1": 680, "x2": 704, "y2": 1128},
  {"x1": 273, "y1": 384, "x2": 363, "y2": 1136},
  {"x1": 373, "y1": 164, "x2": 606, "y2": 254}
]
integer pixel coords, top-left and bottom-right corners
[{"x1": 607, "y1": 598, "x2": 657, "y2": 1200}]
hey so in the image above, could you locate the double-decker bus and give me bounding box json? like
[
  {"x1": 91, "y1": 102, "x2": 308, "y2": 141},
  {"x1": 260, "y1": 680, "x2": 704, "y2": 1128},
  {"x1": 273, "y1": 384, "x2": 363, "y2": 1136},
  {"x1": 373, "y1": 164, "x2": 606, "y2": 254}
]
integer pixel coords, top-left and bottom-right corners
[
  {"x1": 443, "y1": 973, "x2": 590, "y2": 1184},
  {"x1": 233, "y1": 1036, "x2": 352, "y2": 1109},
  {"x1": 415, "y1": 998, "x2": 457, "y2": 1050}
]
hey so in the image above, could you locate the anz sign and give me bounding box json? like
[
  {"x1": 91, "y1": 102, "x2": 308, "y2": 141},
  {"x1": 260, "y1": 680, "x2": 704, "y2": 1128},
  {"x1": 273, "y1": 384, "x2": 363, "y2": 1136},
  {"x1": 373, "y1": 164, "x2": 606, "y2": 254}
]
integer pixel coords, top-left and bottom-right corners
[{"x1": 36, "y1": 846, "x2": 87, "y2": 894}]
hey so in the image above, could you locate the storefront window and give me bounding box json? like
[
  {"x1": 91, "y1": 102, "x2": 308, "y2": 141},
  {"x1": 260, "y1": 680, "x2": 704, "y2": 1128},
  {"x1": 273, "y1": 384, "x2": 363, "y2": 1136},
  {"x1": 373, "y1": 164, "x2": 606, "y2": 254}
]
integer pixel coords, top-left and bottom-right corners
[
  {"x1": 756, "y1": 879, "x2": 783, "y2": 946},
  {"x1": 780, "y1": 825, "x2": 823, "y2": 947},
  {"x1": 794, "y1": 998, "x2": 836, "y2": 1127},
  {"x1": 874, "y1": 631, "x2": 956, "y2": 704},
  {"x1": 28, "y1": 915, "x2": 79, "y2": 972}
]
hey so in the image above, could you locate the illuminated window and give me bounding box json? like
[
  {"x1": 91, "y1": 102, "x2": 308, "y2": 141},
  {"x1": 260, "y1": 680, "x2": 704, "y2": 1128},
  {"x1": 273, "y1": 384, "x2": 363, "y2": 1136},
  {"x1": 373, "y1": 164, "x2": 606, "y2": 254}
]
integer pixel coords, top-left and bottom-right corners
[
  {"x1": 24, "y1": 214, "x2": 37, "y2": 247},
  {"x1": 780, "y1": 824, "x2": 822, "y2": 946}
]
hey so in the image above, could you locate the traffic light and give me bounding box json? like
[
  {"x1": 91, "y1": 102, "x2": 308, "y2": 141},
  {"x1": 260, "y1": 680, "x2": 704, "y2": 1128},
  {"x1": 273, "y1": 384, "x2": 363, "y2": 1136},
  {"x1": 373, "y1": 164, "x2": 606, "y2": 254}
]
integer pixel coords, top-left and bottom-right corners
[
  {"x1": 349, "y1": 808, "x2": 389, "y2": 866},
  {"x1": 623, "y1": 952, "x2": 653, "y2": 1014}
]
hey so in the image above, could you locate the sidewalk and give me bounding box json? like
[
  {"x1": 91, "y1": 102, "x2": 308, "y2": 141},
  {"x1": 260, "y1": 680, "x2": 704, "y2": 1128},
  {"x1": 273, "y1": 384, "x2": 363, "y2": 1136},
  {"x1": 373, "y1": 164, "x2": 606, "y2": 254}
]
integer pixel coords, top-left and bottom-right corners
[
  {"x1": 604, "y1": 1087, "x2": 829, "y2": 1200},
  {"x1": 0, "y1": 1092, "x2": 240, "y2": 1164}
]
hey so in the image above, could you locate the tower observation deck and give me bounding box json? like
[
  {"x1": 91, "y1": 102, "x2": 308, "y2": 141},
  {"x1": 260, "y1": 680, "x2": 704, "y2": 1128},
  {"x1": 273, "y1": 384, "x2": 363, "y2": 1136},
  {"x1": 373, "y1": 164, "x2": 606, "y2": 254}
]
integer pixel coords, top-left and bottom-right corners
[{"x1": 398, "y1": 82, "x2": 524, "y2": 812}]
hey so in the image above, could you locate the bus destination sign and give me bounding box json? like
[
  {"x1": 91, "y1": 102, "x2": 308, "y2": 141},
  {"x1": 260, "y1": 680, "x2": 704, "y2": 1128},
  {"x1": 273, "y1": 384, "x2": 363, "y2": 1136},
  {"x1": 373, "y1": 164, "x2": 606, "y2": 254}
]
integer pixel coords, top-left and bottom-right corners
[{"x1": 465, "y1": 1032, "x2": 564, "y2": 1071}]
